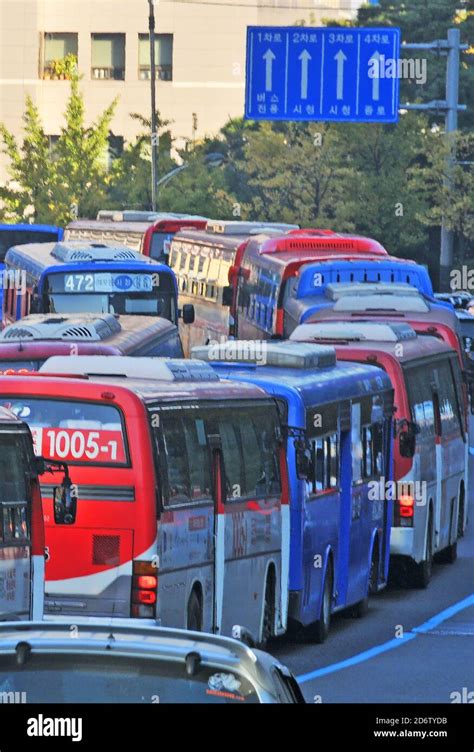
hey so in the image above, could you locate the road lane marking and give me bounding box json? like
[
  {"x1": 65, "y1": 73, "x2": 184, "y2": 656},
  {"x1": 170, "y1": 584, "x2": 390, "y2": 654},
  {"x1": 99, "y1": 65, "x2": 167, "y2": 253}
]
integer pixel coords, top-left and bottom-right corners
[{"x1": 297, "y1": 592, "x2": 474, "y2": 684}]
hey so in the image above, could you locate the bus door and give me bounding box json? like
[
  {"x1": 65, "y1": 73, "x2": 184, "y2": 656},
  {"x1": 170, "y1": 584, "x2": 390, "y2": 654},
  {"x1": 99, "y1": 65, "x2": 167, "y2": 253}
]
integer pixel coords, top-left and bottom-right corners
[
  {"x1": 209, "y1": 435, "x2": 224, "y2": 634},
  {"x1": 303, "y1": 403, "x2": 342, "y2": 618},
  {"x1": 431, "y1": 381, "x2": 443, "y2": 550},
  {"x1": 0, "y1": 432, "x2": 32, "y2": 620},
  {"x1": 212, "y1": 403, "x2": 282, "y2": 643},
  {"x1": 154, "y1": 408, "x2": 216, "y2": 633},
  {"x1": 347, "y1": 400, "x2": 367, "y2": 605},
  {"x1": 336, "y1": 409, "x2": 352, "y2": 609},
  {"x1": 431, "y1": 360, "x2": 465, "y2": 549}
]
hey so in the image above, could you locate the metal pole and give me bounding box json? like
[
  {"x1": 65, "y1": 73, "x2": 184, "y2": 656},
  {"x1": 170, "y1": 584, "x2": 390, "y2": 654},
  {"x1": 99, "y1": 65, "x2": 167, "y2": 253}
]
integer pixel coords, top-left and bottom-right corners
[
  {"x1": 148, "y1": 0, "x2": 158, "y2": 212},
  {"x1": 440, "y1": 28, "x2": 461, "y2": 291}
]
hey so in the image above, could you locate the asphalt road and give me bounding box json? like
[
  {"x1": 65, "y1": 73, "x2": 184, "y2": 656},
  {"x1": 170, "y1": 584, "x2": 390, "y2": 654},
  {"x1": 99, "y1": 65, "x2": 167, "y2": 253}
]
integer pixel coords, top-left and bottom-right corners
[{"x1": 272, "y1": 455, "x2": 474, "y2": 704}]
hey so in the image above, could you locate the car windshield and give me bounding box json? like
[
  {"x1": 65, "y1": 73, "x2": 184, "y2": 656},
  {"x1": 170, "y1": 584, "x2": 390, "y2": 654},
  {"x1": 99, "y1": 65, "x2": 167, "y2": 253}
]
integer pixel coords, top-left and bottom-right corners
[{"x1": 0, "y1": 654, "x2": 260, "y2": 703}]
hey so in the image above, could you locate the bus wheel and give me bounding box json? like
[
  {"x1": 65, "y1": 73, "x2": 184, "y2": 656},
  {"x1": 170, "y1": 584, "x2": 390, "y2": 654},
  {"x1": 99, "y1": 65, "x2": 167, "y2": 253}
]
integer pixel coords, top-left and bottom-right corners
[
  {"x1": 442, "y1": 540, "x2": 458, "y2": 564},
  {"x1": 309, "y1": 566, "x2": 332, "y2": 644},
  {"x1": 187, "y1": 589, "x2": 202, "y2": 632},
  {"x1": 259, "y1": 572, "x2": 275, "y2": 649},
  {"x1": 351, "y1": 546, "x2": 378, "y2": 618},
  {"x1": 457, "y1": 492, "x2": 465, "y2": 539},
  {"x1": 410, "y1": 514, "x2": 433, "y2": 589}
]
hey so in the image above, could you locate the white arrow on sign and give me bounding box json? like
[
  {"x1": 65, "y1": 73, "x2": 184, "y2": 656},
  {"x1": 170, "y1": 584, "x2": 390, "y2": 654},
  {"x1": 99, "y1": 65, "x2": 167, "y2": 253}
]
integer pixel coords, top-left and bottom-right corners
[
  {"x1": 299, "y1": 49, "x2": 312, "y2": 100},
  {"x1": 369, "y1": 50, "x2": 381, "y2": 101},
  {"x1": 263, "y1": 48, "x2": 276, "y2": 92},
  {"x1": 334, "y1": 49, "x2": 347, "y2": 101}
]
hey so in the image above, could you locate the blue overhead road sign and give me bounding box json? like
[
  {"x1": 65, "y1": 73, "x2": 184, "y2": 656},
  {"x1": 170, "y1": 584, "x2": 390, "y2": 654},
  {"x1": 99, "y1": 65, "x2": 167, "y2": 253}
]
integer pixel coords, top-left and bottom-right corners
[{"x1": 245, "y1": 26, "x2": 400, "y2": 123}]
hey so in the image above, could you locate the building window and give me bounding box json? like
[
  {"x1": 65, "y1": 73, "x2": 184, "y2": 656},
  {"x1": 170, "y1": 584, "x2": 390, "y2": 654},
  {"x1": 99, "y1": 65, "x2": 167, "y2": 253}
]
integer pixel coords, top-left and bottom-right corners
[
  {"x1": 47, "y1": 135, "x2": 60, "y2": 159},
  {"x1": 138, "y1": 34, "x2": 173, "y2": 80},
  {"x1": 103, "y1": 133, "x2": 124, "y2": 171},
  {"x1": 91, "y1": 34, "x2": 125, "y2": 80},
  {"x1": 42, "y1": 33, "x2": 78, "y2": 80}
]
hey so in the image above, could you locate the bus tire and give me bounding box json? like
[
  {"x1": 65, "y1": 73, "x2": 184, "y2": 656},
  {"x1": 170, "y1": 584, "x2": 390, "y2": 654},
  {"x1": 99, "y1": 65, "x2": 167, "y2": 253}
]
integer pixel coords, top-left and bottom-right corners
[
  {"x1": 457, "y1": 489, "x2": 465, "y2": 539},
  {"x1": 410, "y1": 513, "x2": 433, "y2": 589},
  {"x1": 351, "y1": 545, "x2": 378, "y2": 618},
  {"x1": 258, "y1": 570, "x2": 275, "y2": 649},
  {"x1": 187, "y1": 589, "x2": 202, "y2": 632},
  {"x1": 309, "y1": 565, "x2": 332, "y2": 644}
]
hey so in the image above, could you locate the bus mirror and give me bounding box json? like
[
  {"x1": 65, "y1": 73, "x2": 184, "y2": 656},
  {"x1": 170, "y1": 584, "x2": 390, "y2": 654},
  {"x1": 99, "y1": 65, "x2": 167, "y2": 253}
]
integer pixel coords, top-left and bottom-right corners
[
  {"x1": 181, "y1": 304, "x2": 195, "y2": 325},
  {"x1": 53, "y1": 475, "x2": 77, "y2": 526},
  {"x1": 399, "y1": 422, "x2": 418, "y2": 459},
  {"x1": 222, "y1": 286, "x2": 233, "y2": 307},
  {"x1": 30, "y1": 291, "x2": 41, "y2": 314},
  {"x1": 34, "y1": 456, "x2": 47, "y2": 477},
  {"x1": 295, "y1": 439, "x2": 313, "y2": 480}
]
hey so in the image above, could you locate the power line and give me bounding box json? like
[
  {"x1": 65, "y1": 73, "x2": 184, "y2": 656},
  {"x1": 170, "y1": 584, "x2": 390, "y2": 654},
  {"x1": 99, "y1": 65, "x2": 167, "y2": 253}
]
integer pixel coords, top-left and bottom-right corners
[{"x1": 165, "y1": 0, "x2": 357, "y2": 10}]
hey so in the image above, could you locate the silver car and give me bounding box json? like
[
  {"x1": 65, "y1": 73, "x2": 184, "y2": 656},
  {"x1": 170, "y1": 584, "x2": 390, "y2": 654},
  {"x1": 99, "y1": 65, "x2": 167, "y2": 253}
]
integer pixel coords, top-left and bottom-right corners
[{"x1": 0, "y1": 620, "x2": 305, "y2": 704}]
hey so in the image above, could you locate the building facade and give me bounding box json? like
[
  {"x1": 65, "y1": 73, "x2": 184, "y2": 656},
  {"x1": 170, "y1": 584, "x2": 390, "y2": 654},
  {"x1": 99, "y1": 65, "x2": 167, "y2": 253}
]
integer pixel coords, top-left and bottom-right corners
[{"x1": 0, "y1": 0, "x2": 363, "y2": 183}]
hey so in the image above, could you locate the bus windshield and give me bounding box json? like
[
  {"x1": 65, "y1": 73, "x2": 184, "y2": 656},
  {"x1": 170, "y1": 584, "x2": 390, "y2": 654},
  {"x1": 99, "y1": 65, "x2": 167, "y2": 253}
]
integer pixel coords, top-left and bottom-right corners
[
  {"x1": 44, "y1": 271, "x2": 175, "y2": 320},
  {"x1": 0, "y1": 230, "x2": 60, "y2": 263},
  {"x1": 1, "y1": 397, "x2": 128, "y2": 466}
]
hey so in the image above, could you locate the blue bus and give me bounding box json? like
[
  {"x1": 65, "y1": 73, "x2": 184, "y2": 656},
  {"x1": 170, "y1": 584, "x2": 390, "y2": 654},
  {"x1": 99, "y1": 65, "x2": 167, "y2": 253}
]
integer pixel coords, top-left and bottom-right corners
[
  {"x1": 231, "y1": 230, "x2": 438, "y2": 340},
  {"x1": 193, "y1": 340, "x2": 394, "y2": 641},
  {"x1": 3, "y1": 241, "x2": 194, "y2": 328},
  {"x1": 0, "y1": 223, "x2": 63, "y2": 317}
]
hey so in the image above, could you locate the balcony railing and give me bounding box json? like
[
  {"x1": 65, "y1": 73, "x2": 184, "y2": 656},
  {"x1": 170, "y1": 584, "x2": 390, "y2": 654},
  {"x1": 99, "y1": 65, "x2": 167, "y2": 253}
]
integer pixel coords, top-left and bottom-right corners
[
  {"x1": 139, "y1": 65, "x2": 173, "y2": 81},
  {"x1": 92, "y1": 66, "x2": 125, "y2": 81}
]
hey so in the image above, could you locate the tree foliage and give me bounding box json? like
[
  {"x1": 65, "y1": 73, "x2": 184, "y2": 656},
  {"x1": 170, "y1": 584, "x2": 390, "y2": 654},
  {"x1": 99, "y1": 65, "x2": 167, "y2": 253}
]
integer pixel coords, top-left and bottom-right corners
[{"x1": 0, "y1": 78, "x2": 117, "y2": 224}]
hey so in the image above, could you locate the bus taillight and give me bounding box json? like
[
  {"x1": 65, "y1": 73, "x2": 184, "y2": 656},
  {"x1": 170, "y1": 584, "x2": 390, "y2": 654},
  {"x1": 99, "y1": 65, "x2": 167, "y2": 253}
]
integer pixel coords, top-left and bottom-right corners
[
  {"x1": 395, "y1": 494, "x2": 414, "y2": 527},
  {"x1": 131, "y1": 560, "x2": 157, "y2": 618}
]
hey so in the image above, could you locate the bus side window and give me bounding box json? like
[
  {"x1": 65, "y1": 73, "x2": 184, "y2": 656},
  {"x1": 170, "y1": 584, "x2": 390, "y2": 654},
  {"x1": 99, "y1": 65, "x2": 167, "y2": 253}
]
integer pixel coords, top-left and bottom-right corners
[
  {"x1": 0, "y1": 435, "x2": 30, "y2": 542},
  {"x1": 362, "y1": 424, "x2": 384, "y2": 479},
  {"x1": 217, "y1": 418, "x2": 244, "y2": 500},
  {"x1": 308, "y1": 434, "x2": 338, "y2": 495},
  {"x1": 351, "y1": 403, "x2": 363, "y2": 484},
  {"x1": 157, "y1": 412, "x2": 212, "y2": 506},
  {"x1": 435, "y1": 360, "x2": 463, "y2": 436},
  {"x1": 239, "y1": 411, "x2": 281, "y2": 498}
]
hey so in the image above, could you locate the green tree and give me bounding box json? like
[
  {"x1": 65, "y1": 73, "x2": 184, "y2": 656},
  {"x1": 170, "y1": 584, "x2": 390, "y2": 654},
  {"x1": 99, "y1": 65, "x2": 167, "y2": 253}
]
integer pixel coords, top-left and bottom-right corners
[
  {"x1": 408, "y1": 129, "x2": 474, "y2": 264},
  {"x1": 107, "y1": 111, "x2": 176, "y2": 211},
  {"x1": 0, "y1": 98, "x2": 52, "y2": 221},
  {"x1": 51, "y1": 78, "x2": 118, "y2": 224},
  {"x1": 345, "y1": 0, "x2": 474, "y2": 131},
  {"x1": 0, "y1": 78, "x2": 118, "y2": 224}
]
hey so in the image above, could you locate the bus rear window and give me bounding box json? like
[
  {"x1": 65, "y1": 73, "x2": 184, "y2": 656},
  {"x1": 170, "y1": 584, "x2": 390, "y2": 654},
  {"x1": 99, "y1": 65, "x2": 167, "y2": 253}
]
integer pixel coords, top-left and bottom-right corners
[
  {"x1": 0, "y1": 230, "x2": 59, "y2": 263},
  {"x1": 0, "y1": 360, "x2": 42, "y2": 374},
  {"x1": 0, "y1": 398, "x2": 128, "y2": 466}
]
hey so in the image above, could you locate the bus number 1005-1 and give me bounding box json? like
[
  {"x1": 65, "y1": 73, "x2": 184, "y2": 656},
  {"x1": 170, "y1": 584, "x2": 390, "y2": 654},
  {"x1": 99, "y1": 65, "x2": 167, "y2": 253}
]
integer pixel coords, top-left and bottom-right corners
[{"x1": 46, "y1": 430, "x2": 118, "y2": 461}]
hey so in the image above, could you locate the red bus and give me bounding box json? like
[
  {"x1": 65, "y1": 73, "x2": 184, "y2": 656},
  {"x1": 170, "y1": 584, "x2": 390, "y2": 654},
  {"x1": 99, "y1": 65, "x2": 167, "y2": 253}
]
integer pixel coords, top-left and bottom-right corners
[
  {"x1": 0, "y1": 357, "x2": 289, "y2": 644},
  {"x1": 230, "y1": 231, "x2": 433, "y2": 341},
  {"x1": 302, "y1": 282, "x2": 466, "y2": 373},
  {"x1": 169, "y1": 220, "x2": 302, "y2": 354},
  {"x1": 64, "y1": 212, "x2": 208, "y2": 262},
  {"x1": 290, "y1": 321, "x2": 468, "y2": 588},
  {"x1": 169, "y1": 226, "x2": 411, "y2": 354},
  {"x1": 0, "y1": 406, "x2": 69, "y2": 621},
  {"x1": 0, "y1": 313, "x2": 183, "y2": 373}
]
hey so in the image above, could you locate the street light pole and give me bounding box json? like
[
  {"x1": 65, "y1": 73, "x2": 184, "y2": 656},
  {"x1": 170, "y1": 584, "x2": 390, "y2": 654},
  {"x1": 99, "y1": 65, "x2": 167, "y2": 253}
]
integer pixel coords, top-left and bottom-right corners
[
  {"x1": 148, "y1": 0, "x2": 158, "y2": 212},
  {"x1": 439, "y1": 27, "x2": 461, "y2": 292}
]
